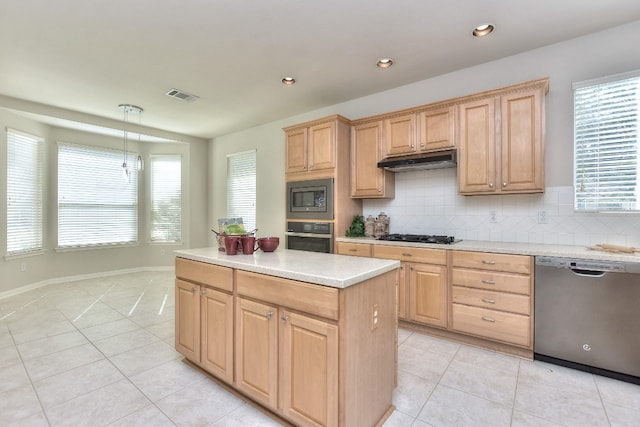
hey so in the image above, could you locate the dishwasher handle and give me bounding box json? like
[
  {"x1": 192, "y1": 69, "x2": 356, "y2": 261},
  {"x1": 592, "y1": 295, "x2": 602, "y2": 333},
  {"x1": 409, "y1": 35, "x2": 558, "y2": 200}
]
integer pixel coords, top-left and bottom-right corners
[{"x1": 570, "y1": 268, "x2": 607, "y2": 278}]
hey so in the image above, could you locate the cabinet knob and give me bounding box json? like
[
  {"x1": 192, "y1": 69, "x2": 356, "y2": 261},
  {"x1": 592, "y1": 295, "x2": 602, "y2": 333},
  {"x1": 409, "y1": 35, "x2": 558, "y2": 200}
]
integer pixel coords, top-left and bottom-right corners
[
  {"x1": 377, "y1": 188, "x2": 381, "y2": 193},
  {"x1": 281, "y1": 315, "x2": 289, "y2": 323},
  {"x1": 420, "y1": 143, "x2": 425, "y2": 148},
  {"x1": 266, "y1": 311, "x2": 273, "y2": 319},
  {"x1": 190, "y1": 287, "x2": 196, "y2": 293},
  {"x1": 200, "y1": 290, "x2": 205, "y2": 296},
  {"x1": 411, "y1": 144, "x2": 415, "y2": 149},
  {"x1": 502, "y1": 182, "x2": 507, "y2": 187},
  {"x1": 488, "y1": 183, "x2": 494, "y2": 188}
]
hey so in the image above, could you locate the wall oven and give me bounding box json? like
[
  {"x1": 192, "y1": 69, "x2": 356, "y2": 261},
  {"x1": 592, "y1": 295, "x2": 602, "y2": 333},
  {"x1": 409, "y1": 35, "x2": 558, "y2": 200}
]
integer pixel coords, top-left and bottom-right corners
[
  {"x1": 286, "y1": 178, "x2": 334, "y2": 220},
  {"x1": 285, "y1": 222, "x2": 333, "y2": 253}
]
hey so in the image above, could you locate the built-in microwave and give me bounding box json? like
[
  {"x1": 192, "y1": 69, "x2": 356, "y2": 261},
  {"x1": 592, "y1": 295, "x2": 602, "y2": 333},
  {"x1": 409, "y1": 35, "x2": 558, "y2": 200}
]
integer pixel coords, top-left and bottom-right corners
[{"x1": 286, "y1": 178, "x2": 334, "y2": 220}]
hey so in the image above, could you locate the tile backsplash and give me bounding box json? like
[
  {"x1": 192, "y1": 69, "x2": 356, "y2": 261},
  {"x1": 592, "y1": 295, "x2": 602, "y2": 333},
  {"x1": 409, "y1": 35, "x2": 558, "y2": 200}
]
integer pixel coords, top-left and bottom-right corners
[{"x1": 362, "y1": 168, "x2": 640, "y2": 247}]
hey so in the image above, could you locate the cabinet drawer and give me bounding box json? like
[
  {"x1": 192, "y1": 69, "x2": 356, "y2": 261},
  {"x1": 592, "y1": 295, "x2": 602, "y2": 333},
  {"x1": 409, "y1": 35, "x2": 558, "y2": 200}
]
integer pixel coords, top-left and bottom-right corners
[
  {"x1": 373, "y1": 245, "x2": 446, "y2": 265},
  {"x1": 452, "y1": 304, "x2": 531, "y2": 348},
  {"x1": 451, "y1": 251, "x2": 532, "y2": 274},
  {"x1": 236, "y1": 271, "x2": 339, "y2": 320},
  {"x1": 336, "y1": 242, "x2": 372, "y2": 257},
  {"x1": 175, "y1": 257, "x2": 233, "y2": 292},
  {"x1": 451, "y1": 268, "x2": 531, "y2": 295},
  {"x1": 452, "y1": 286, "x2": 530, "y2": 315}
]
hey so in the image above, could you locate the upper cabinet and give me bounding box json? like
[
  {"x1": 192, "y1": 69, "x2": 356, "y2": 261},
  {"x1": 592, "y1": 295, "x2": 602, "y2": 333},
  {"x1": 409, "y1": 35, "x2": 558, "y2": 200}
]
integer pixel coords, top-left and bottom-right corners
[
  {"x1": 382, "y1": 106, "x2": 455, "y2": 158},
  {"x1": 284, "y1": 115, "x2": 350, "y2": 180},
  {"x1": 458, "y1": 80, "x2": 548, "y2": 195},
  {"x1": 351, "y1": 120, "x2": 395, "y2": 198}
]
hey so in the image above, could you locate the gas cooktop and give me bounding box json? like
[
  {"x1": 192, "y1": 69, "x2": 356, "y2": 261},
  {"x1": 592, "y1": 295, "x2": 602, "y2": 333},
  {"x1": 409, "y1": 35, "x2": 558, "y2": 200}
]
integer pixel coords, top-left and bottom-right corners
[{"x1": 376, "y1": 234, "x2": 460, "y2": 244}]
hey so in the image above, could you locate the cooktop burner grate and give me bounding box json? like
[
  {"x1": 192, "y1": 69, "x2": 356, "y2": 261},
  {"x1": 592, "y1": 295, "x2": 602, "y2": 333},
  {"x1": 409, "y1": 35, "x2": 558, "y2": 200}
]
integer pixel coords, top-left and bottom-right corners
[{"x1": 376, "y1": 234, "x2": 459, "y2": 244}]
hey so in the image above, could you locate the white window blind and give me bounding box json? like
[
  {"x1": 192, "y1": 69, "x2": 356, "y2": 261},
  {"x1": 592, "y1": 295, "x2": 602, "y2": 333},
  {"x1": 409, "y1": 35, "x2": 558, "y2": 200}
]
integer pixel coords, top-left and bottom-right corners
[
  {"x1": 574, "y1": 73, "x2": 640, "y2": 211},
  {"x1": 227, "y1": 150, "x2": 256, "y2": 231},
  {"x1": 150, "y1": 155, "x2": 182, "y2": 242},
  {"x1": 58, "y1": 143, "x2": 138, "y2": 247},
  {"x1": 6, "y1": 129, "x2": 43, "y2": 255}
]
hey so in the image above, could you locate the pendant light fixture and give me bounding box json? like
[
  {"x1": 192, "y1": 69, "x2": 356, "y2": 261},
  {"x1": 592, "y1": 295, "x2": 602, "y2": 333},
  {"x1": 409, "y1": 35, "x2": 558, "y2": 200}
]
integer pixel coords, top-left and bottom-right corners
[{"x1": 118, "y1": 104, "x2": 143, "y2": 181}]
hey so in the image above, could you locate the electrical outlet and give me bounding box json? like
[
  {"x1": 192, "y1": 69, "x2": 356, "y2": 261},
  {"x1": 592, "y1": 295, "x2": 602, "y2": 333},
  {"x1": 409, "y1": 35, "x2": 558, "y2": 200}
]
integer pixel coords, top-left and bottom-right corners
[
  {"x1": 20, "y1": 262, "x2": 27, "y2": 272},
  {"x1": 489, "y1": 211, "x2": 498, "y2": 223},
  {"x1": 538, "y1": 210, "x2": 549, "y2": 224},
  {"x1": 160, "y1": 248, "x2": 166, "y2": 256},
  {"x1": 370, "y1": 304, "x2": 379, "y2": 331}
]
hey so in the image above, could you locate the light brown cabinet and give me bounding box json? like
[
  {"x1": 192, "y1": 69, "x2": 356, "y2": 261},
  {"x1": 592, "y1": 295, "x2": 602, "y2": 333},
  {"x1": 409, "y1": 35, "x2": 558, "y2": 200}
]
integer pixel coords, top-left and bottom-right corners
[
  {"x1": 450, "y1": 250, "x2": 533, "y2": 348},
  {"x1": 382, "y1": 107, "x2": 455, "y2": 158},
  {"x1": 175, "y1": 279, "x2": 200, "y2": 362},
  {"x1": 351, "y1": 121, "x2": 394, "y2": 198},
  {"x1": 335, "y1": 241, "x2": 372, "y2": 257},
  {"x1": 458, "y1": 81, "x2": 547, "y2": 195},
  {"x1": 372, "y1": 245, "x2": 447, "y2": 327}
]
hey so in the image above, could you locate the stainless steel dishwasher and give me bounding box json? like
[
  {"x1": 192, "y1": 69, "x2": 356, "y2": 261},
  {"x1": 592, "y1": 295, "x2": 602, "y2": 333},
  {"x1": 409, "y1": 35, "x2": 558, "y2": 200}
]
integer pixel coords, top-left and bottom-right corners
[{"x1": 534, "y1": 256, "x2": 640, "y2": 385}]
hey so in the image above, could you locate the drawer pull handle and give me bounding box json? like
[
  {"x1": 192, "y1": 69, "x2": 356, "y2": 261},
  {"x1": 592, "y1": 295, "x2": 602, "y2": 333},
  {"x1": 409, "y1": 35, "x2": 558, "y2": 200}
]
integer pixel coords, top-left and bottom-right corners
[
  {"x1": 266, "y1": 311, "x2": 273, "y2": 319},
  {"x1": 482, "y1": 279, "x2": 496, "y2": 284},
  {"x1": 481, "y1": 298, "x2": 496, "y2": 304},
  {"x1": 349, "y1": 248, "x2": 357, "y2": 252},
  {"x1": 482, "y1": 260, "x2": 496, "y2": 265},
  {"x1": 481, "y1": 316, "x2": 496, "y2": 323},
  {"x1": 402, "y1": 253, "x2": 412, "y2": 257}
]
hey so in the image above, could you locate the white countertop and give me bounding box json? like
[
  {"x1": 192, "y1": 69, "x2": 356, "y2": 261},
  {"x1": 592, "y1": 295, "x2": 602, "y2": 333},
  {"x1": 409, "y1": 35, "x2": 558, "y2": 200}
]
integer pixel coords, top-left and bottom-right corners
[
  {"x1": 336, "y1": 237, "x2": 640, "y2": 264},
  {"x1": 174, "y1": 247, "x2": 400, "y2": 289}
]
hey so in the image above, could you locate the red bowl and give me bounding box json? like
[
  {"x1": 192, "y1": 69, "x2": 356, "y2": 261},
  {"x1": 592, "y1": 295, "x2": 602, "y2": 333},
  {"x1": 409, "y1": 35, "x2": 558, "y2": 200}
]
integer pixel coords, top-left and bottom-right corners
[{"x1": 257, "y1": 237, "x2": 279, "y2": 252}]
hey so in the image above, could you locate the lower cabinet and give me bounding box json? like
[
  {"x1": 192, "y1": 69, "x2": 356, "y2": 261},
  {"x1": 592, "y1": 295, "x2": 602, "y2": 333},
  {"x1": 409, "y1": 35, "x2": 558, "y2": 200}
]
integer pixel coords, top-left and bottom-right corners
[
  {"x1": 175, "y1": 279, "x2": 201, "y2": 362},
  {"x1": 408, "y1": 263, "x2": 448, "y2": 328}
]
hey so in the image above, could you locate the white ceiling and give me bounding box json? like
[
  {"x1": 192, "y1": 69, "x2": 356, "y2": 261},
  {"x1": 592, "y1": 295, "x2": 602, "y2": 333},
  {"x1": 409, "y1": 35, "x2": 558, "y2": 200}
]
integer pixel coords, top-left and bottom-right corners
[{"x1": 2, "y1": 0, "x2": 640, "y2": 140}]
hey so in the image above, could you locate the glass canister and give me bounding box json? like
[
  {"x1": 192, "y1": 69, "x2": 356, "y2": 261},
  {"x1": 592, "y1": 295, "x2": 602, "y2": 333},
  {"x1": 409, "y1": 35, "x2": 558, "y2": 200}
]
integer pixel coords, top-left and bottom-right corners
[
  {"x1": 364, "y1": 215, "x2": 376, "y2": 238},
  {"x1": 374, "y1": 212, "x2": 390, "y2": 238}
]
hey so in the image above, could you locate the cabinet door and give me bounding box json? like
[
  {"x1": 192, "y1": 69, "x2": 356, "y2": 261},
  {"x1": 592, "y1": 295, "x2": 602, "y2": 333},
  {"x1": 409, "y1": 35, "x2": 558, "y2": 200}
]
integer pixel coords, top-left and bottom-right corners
[
  {"x1": 500, "y1": 88, "x2": 544, "y2": 192},
  {"x1": 398, "y1": 263, "x2": 407, "y2": 320},
  {"x1": 175, "y1": 279, "x2": 201, "y2": 362},
  {"x1": 280, "y1": 310, "x2": 338, "y2": 427},
  {"x1": 418, "y1": 106, "x2": 455, "y2": 151},
  {"x1": 201, "y1": 287, "x2": 233, "y2": 384},
  {"x1": 458, "y1": 98, "x2": 497, "y2": 194},
  {"x1": 235, "y1": 298, "x2": 278, "y2": 408},
  {"x1": 285, "y1": 128, "x2": 308, "y2": 173},
  {"x1": 351, "y1": 121, "x2": 394, "y2": 198},
  {"x1": 384, "y1": 114, "x2": 417, "y2": 156},
  {"x1": 408, "y1": 264, "x2": 447, "y2": 328},
  {"x1": 308, "y1": 121, "x2": 336, "y2": 171}
]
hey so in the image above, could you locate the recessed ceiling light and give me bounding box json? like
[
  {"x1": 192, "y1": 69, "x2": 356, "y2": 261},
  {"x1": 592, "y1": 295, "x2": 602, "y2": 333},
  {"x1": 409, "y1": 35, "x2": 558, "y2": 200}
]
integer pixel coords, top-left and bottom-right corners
[
  {"x1": 281, "y1": 77, "x2": 296, "y2": 85},
  {"x1": 473, "y1": 23, "x2": 494, "y2": 37},
  {"x1": 376, "y1": 58, "x2": 394, "y2": 68}
]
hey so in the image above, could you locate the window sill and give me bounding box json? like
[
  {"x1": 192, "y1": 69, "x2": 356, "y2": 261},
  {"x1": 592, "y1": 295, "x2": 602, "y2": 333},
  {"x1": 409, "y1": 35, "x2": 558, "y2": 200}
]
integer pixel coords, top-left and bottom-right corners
[
  {"x1": 55, "y1": 242, "x2": 140, "y2": 253},
  {"x1": 4, "y1": 249, "x2": 46, "y2": 261}
]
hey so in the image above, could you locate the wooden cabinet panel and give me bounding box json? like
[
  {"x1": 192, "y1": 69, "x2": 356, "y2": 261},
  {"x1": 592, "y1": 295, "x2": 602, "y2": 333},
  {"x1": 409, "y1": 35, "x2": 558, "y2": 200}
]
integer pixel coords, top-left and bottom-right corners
[
  {"x1": 398, "y1": 263, "x2": 407, "y2": 320},
  {"x1": 335, "y1": 241, "x2": 372, "y2": 257},
  {"x1": 452, "y1": 286, "x2": 530, "y2": 315},
  {"x1": 451, "y1": 250, "x2": 532, "y2": 275},
  {"x1": 280, "y1": 310, "x2": 338, "y2": 427},
  {"x1": 235, "y1": 298, "x2": 278, "y2": 408},
  {"x1": 500, "y1": 88, "x2": 544, "y2": 192},
  {"x1": 351, "y1": 121, "x2": 394, "y2": 198},
  {"x1": 237, "y1": 270, "x2": 339, "y2": 320},
  {"x1": 458, "y1": 98, "x2": 496, "y2": 194},
  {"x1": 201, "y1": 287, "x2": 234, "y2": 384},
  {"x1": 452, "y1": 304, "x2": 531, "y2": 347},
  {"x1": 418, "y1": 106, "x2": 455, "y2": 151},
  {"x1": 373, "y1": 245, "x2": 447, "y2": 265},
  {"x1": 175, "y1": 279, "x2": 201, "y2": 362},
  {"x1": 409, "y1": 263, "x2": 447, "y2": 328},
  {"x1": 285, "y1": 127, "x2": 308, "y2": 174},
  {"x1": 451, "y1": 268, "x2": 531, "y2": 295},
  {"x1": 384, "y1": 114, "x2": 417, "y2": 156},
  {"x1": 309, "y1": 121, "x2": 336, "y2": 171},
  {"x1": 175, "y1": 257, "x2": 233, "y2": 292}
]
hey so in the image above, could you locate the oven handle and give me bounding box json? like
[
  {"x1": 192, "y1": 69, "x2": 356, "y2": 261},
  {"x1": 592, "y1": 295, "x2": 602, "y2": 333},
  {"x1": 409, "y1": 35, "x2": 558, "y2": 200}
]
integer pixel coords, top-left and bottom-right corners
[{"x1": 285, "y1": 232, "x2": 332, "y2": 239}]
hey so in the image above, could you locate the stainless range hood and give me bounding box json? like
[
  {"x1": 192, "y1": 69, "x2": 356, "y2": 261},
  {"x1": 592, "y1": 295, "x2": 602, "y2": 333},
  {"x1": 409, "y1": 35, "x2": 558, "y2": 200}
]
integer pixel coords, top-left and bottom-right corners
[{"x1": 377, "y1": 149, "x2": 457, "y2": 172}]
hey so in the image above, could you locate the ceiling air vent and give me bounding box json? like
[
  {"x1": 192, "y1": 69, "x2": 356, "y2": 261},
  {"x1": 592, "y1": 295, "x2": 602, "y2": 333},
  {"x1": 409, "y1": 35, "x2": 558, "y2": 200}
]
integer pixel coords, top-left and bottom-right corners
[{"x1": 165, "y1": 88, "x2": 199, "y2": 102}]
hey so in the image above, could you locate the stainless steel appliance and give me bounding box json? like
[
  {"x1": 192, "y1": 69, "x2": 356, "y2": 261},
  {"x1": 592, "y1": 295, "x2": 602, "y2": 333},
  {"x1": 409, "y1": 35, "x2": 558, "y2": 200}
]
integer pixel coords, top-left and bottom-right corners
[
  {"x1": 286, "y1": 178, "x2": 334, "y2": 220},
  {"x1": 534, "y1": 256, "x2": 640, "y2": 385},
  {"x1": 285, "y1": 221, "x2": 333, "y2": 253},
  {"x1": 377, "y1": 234, "x2": 460, "y2": 244},
  {"x1": 377, "y1": 149, "x2": 457, "y2": 172}
]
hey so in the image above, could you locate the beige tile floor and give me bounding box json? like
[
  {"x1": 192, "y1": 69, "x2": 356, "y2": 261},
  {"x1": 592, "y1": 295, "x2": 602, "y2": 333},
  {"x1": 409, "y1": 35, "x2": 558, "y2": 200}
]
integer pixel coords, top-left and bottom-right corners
[{"x1": 1, "y1": 271, "x2": 638, "y2": 426}]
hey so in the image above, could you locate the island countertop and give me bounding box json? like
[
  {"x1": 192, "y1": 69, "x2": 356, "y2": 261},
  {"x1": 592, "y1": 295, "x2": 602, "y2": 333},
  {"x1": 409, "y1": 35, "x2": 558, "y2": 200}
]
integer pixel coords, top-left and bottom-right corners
[{"x1": 174, "y1": 247, "x2": 400, "y2": 289}]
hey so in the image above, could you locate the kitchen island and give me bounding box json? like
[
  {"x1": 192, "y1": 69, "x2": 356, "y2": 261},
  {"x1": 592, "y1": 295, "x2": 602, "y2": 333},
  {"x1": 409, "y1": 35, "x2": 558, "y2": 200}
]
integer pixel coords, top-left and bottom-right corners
[{"x1": 174, "y1": 248, "x2": 400, "y2": 427}]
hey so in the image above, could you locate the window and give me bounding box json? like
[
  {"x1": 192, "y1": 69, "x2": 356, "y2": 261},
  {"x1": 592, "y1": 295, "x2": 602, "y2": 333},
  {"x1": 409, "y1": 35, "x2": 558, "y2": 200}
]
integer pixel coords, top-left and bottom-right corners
[
  {"x1": 6, "y1": 129, "x2": 43, "y2": 255},
  {"x1": 150, "y1": 155, "x2": 182, "y2": 242},
  {"x1": 58, "y1": 143, "x2": 138, "y2": 247},
  {"x1": 227, "y1": 150, "x2": 256, "y2": 231},
  {"x1": 574, "y1": 71, "x2": 640, "y2": 211}
]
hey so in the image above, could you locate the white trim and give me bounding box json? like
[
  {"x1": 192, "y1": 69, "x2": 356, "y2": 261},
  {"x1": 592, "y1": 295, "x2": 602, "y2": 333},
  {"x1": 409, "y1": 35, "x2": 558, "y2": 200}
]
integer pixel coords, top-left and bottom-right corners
[
  {"x1": 0, "y1": 266, "x2": 175, "y2": 300},
  {"x1": 572, "y1": 69, "x2": 640, "y2": 89}
]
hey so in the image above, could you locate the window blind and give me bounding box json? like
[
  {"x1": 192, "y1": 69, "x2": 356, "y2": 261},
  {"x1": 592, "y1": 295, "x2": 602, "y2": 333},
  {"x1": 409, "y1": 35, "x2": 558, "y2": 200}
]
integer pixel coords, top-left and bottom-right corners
[
  {"x1": 6, "y1": 129, "x2": 43, "y2": 255},
  {"x1": 574, "y1": 74, "x2": 640, "y2": 211},
  {"x1": 227, "y1": 150, "x2": 256, "y2": 231},
  {"x1": 58, "y1": 143, "x2": 138, "y2": 247},
  {"x1": 150, "y1": 155, "x2": 182, "y2": 242}
]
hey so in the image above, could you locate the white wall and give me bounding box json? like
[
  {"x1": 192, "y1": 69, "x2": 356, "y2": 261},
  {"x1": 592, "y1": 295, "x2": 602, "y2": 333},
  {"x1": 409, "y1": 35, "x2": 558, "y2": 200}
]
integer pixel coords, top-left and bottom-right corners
[{"x1": 210, "y1": 20, "x2": 640, "y2": 247}]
